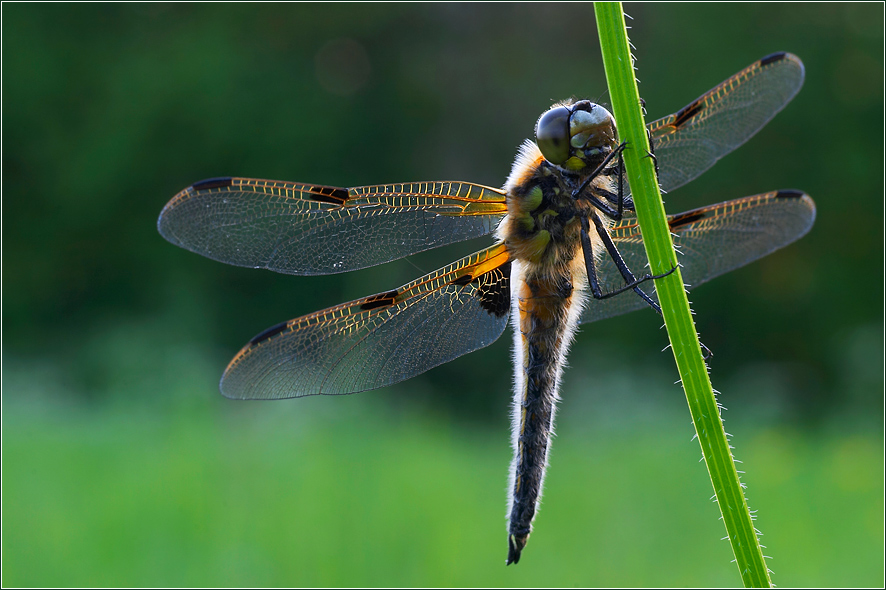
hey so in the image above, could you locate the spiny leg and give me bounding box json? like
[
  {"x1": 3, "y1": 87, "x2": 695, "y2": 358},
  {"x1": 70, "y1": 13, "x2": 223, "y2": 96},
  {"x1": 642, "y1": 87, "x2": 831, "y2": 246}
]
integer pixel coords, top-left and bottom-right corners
[
  {"x1": 577, "y1": 140, "x2": 711, "y2": 356},
  {"x1": 644, "y1": 124, "x2": 660, "y2": 179},
  {"x1": 580, "y1": 212, "x2": 674, "y2": 313},
  {"x1": 571, "y1": 141, "x2": 627, "y2": 215},
  {"x1": 590, "y1": 146, "x2": 634, "y2": 215},
  {"x1": 575, "y1": 143, "x2": 634, "y2": 219}
]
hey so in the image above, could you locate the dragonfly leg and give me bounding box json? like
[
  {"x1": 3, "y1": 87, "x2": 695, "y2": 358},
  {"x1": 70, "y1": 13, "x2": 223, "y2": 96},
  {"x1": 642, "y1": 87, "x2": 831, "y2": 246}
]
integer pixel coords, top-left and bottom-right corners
[
  {"x1": 580, "y1": 212, "x2": 676, "y2": 314},
  {"x1": 644, "y1": 125, "x2": 661, "y2": 179},
  {"x1": 610, "y1": 146, "x2": 627, "y2": 220},
  {"x1": 597, "y1": 187, "x2": 635, "y2": 212},
  {"x1": 604, "y1": 146, "x2": 630, "y2": 219},
  {"x1": 571, "y1": 141, "x2": 627, "y2": 211},
  {"x1": 581, "y1": 216, "x2": 714, "y2": 357},
  {"x1": 701, "y1": 342, "x2": 713, "y2": 360},
  {"x1": 587, "y1": 211, "x2": 716, "y2": 358},
  {"x1": 574, "y1": 143, "x2": 636, "y2": 221}
]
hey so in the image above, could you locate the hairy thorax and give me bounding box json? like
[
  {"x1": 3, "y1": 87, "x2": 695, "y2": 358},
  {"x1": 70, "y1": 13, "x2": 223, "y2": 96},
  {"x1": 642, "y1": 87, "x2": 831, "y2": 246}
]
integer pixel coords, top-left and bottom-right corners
[{"x1": 497, "y1": 140, "x2": 613, "y2": 284}]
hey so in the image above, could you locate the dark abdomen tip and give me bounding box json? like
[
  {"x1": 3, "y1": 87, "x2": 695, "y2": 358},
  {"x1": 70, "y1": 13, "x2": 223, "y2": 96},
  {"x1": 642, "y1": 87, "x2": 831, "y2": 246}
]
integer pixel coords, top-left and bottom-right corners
[{"x1": 506, "y1": 533, "x2": 527, "y2": 565}]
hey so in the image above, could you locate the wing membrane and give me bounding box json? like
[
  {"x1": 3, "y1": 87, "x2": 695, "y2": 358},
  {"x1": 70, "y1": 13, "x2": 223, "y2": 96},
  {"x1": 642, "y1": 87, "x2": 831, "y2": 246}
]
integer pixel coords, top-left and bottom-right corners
[
  {"x1": 158, "y1": 177, "x2": 507, "y2": 275},
  {"x1": 579, "y1": 190, "x2": 816, "y2": 324},
  {"x1": 221, "y1": 244, "x2": 512, "y2": 399},
  {"x1": 649, "y1": 52, "x2": 805, "y2": 193}
]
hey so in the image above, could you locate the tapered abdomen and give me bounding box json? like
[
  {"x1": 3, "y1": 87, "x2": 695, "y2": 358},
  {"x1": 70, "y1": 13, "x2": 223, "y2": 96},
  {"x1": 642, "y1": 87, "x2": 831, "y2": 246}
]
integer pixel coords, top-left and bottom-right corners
[{"x1": 506, "y1": 259, "x2": 586, "y2": 564}]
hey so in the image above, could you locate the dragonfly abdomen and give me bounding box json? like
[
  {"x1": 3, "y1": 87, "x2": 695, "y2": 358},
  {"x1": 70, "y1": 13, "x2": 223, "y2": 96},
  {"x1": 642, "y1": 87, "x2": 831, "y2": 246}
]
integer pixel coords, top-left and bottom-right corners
[{"x1": 506, "y1": 259, "x2": 586, "y2": 565}]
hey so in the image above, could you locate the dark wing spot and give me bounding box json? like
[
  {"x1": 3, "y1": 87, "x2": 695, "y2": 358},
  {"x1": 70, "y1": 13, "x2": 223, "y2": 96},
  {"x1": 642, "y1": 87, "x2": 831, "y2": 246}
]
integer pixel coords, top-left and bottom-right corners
[
  {"x1": 775, "y1": 189, "x2": 805, "y2": 200},
  {"x1": 308, "y1": 185, "x2": 350, "y2": 206},
  {"x1": 359, "y1": 290, "x2": 399, "y2": 311},
  {"x1": 669, "y1": 211, "x2": 706, "y2": 231},
  {"x1": 450, "y1": 274, "x2": 473, "y2": 287},
  {"x1": 476, "y1": 261, "x2": 511, "y2": 318},
  {"x1": 248, "y1": 320, "x2": 291, "y2": 345},
  {"x1": 672, "y1": 99, "x2": 703, "y2": 129},
  {"x1": 192, "y1": 177, "x2": 234, "y2": 191},
  {"x1": 759, "y1": 52, "x2": 787, "y2": 67}
]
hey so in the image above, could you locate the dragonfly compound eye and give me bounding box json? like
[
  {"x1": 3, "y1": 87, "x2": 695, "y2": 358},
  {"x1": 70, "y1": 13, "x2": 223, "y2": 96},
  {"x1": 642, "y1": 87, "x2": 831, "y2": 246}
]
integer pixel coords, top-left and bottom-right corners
[
  {"x1": 568, "y1": 104, "x2": 617, "y2": 153},
  {"x1": 535, "y1": 105, "x2": 571, "y2": 165}
]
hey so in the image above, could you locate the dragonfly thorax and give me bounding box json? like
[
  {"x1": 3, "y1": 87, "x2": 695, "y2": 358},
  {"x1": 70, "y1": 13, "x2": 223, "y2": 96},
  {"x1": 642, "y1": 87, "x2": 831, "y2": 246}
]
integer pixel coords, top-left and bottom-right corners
[
  {"x1": 535, "y1": 100, "x2": 618, "y2": 172},
  {"x1": 500, "y1": 139, "x2": 613, "y2": 268}
]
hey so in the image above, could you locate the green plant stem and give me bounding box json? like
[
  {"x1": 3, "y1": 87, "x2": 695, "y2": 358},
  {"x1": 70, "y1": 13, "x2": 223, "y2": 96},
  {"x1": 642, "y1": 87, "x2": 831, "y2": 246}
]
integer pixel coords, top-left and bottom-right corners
[{"x1": 593, "y1": 3, "x2": 772, "y2": 587}]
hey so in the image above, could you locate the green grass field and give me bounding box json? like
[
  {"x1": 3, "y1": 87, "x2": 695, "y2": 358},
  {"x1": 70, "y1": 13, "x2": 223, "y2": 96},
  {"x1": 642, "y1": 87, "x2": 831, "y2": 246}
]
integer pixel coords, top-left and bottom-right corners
[{"x1": 3, "y1": 393, "x2": 882, "y2": 587}]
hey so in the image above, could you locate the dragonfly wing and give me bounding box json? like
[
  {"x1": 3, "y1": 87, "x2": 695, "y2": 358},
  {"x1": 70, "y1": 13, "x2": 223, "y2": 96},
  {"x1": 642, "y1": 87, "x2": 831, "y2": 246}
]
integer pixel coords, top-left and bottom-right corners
[
  {"x1": 221, "y1": 244, "x2": 512, "y2": 399},
  {"x1": 158, "y1": 177, "x2": 507, "y2": 275},
  {"x1": 648, "y1": 52, "x2": 805, "y2": 194},
  {"x1": 579, "y1": 190, "x2": 816, "y2": 324}
]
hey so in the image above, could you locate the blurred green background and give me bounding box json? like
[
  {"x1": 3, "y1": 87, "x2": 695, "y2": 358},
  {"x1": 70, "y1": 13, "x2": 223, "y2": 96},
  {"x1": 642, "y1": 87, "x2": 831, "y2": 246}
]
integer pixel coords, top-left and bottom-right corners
[{"x1": 3, "y1": 3, "x2": 883, "y2": 587}]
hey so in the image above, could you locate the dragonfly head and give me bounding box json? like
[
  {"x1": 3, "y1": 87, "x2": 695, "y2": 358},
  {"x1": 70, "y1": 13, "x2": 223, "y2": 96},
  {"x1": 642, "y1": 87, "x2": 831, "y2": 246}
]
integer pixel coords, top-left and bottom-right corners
[{"x1": 535, "y1": 100, "x2": 617, "y2": 172}]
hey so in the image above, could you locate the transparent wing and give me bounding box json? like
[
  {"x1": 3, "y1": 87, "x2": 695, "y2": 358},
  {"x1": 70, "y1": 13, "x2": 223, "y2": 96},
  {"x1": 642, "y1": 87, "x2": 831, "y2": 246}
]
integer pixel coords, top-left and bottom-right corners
[
  {"x1": 158, "y1": 177, "x2": 507, "y2": 275},
  {"x1": 579, "y1": 190, "x2": 816, "y2": 324},
  {"x1": 221, "y1": 244, "x2": 512, "y2": 399},
  {"x1": 648, "y1": 52, "x2": 805, "y2": 194}
]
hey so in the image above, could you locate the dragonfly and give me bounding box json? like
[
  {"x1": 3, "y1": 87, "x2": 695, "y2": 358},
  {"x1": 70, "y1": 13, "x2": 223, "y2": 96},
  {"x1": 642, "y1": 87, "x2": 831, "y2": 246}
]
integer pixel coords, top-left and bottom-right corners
[{"x1": 158, "y1": 52, "x2": 815, "y2": 565}]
